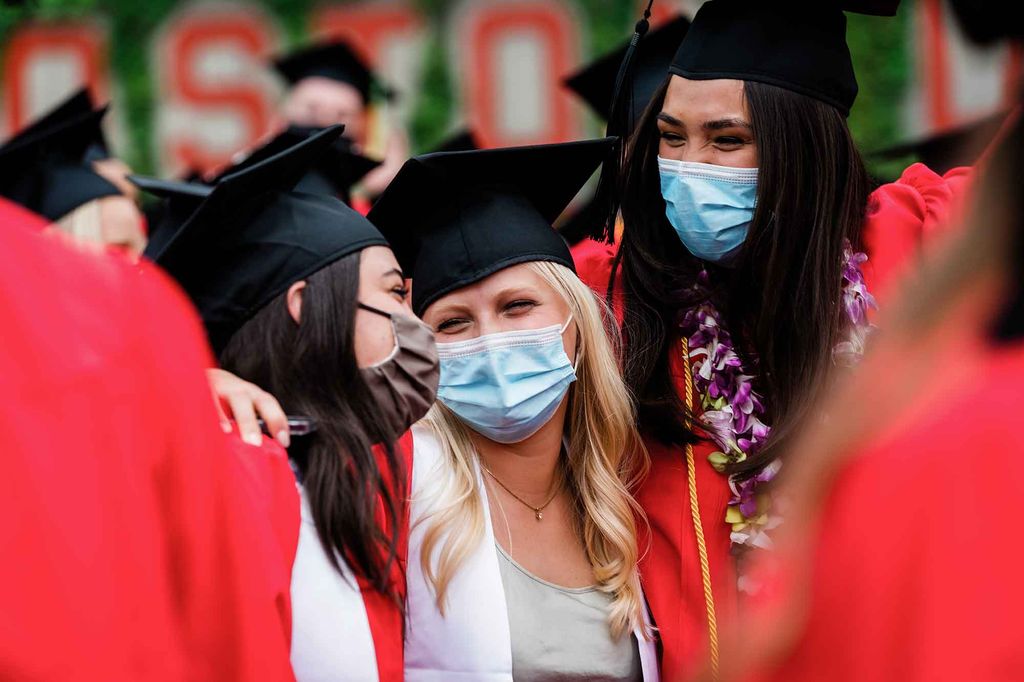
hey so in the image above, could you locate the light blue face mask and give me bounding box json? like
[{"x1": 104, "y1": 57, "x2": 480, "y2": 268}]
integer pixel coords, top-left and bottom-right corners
[
  {"x1": 435, "y1": 317, "x2": 576, "y2": 444},
  {"x1": 658, "y1": 157, "x2": 759, "y2": 264}
]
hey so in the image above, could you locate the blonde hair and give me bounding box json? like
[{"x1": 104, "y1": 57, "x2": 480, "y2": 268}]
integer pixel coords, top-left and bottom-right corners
[{"x1": 417, "y1": 261, "x2": 650, "y2": 639}]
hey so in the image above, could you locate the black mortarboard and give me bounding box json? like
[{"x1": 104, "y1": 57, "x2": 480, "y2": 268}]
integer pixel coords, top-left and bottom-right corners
[
  {"x1": 136, "y1": 126, "x2": 388, "y2": 353},
  {"x1": 872, "y1": 111, "x2": 1007, "y2": 175},
  {"x1": 273, "y1": 41, "x2": 378, "y2": 103},
  {"x1": 432, "y1": 129, "x2": 480, "y2": 154},
  {"x1": 948, "y1": 0, "x2": 1024, "y2": 45},
  {"x1": 0, "y1": 98, "x2": 119, "y2": 221},
  {"x1": 368, "y1": 138, "x2": 616, "y2": 316},
  {"x1": 212, "y1": 125, "x2": 380, "y2": 203},
  {"x1": 671, "y1": 0, "x2": 901, "y2": 117},
  {"x1": 565, "y1": 15, "x2": 690, "y2": 125}
]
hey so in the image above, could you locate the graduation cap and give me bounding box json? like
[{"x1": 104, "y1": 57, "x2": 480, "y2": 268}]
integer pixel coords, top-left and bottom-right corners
[
  {"x1": 212, "y1": 125, "x2": 380, "y2": 203},
  {"x1": 671, "y1": 0, "x2": 902, "y2": 117},
  {"x1": 368, "y1": 137, "x2": 616, "y2": 316},
  {"x1": 872, "y1": 111, "x2": 1007, "y2": 175},
  {"x1": 431, "y1": 129, "x2": 480, "y2": 154},
  {"x1": 948, "y1": 0, "x2": 1024, "y2": 45},
  {"x1": 565, "y1": 15, "x2": 690, "y2": 126},
  {"x1": 135, "y1": 125, "x2": 388, "y2": 353},
  {"x1": 273, "y1": 41, "x2": 384, "y2": 104},
  {"x1": 0, "y1": 98, "x2": 119, "y2": 221}
]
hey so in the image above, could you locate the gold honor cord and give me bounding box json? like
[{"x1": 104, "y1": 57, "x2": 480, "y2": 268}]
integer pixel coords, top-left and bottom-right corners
[{"x1": 682, "y1": 338, "x2": 721, "y2": 680}]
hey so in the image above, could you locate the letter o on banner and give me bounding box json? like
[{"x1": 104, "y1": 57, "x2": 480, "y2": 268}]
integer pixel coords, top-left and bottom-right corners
[
  {"x1": 450, "y1": 0, "x2": 583, "y2": 148},
  {"x1": 153, "y1": 2, "x2": 279, "y2": 176}
]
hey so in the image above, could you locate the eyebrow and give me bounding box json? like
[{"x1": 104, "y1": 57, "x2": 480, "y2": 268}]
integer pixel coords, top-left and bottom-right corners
[
  {"x1": 381, "y1": 268, "x2": 404, "y2": 280},
  {"x1": 702, "y1": 118, "x2": 752, "y2": 131},
  {"x1": 657, "y1": 112, "x2": 684, "y2": 127}
]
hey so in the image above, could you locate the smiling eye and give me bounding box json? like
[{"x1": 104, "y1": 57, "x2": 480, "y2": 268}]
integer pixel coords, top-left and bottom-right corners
[
  {"x1": 715, "y1": 136, "x2": 745, "y2": 146},
  {"x1": 504, "y1": 299, "x2": 537, "y2": 313},
  {"x1": 436, "y1": 318, "x2": 470, "y2": 333},
  {"x1": 392, "y1": 285, "x2": 409, "y2": 301},
  {"x1": 659, "y1": 130, "x2": 685, "y2": 143}
]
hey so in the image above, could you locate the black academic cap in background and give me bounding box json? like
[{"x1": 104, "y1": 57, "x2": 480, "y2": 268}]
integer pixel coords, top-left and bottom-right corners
[
  {"x1": 136, "y1": 125, "x2": 388, "y2": 353},
  {"x1": 368, "y1": 137, "x2": 616, "y2": 316},
  {"x1": 565, "y1": 15, "x2": 690, "y2": 126},
  {"x1": 672, "y1": 0, "x2": 902, "y2": 116},
  {"x1": 0, "y1": 99, "x2": 119, "y2": 221},
  {"x1": 431, "y1": 129, "x2": 480, "y2": 154},
  {"x1": 131, "y1": 176, "x2": 212, "y2": 258},
  {"x1": 13, "y1": 87, "x2": 112, "y2": 162},
  {"x1": 948, "y1": 0, "x2": 1024, "y2": 45},
  {"x1": 872, "y1": 111, "x2": 1008, "y2": 175},
  {"x1": 212, "y1": 125, "x2": 380, "y2": 203},
  {"x1": 273, "y1": 41, "x2": 379, "y2": 103}
]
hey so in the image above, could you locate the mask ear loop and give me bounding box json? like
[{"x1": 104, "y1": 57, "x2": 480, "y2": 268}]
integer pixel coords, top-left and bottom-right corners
[
  {"x1": 560, "y1": 314, "x2": 583, "y2": 373},
  {"x1": 358, "y1": 302, "x2": 401, "y2": 367}
]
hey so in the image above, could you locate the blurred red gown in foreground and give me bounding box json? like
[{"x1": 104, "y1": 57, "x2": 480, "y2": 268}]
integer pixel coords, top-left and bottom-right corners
[
  {"x1": 740, "y1": 298, "x2": 1024, "y2": 682},
  {"x1": 0, "y1": 198, "x2": 297, "y2": 681}
]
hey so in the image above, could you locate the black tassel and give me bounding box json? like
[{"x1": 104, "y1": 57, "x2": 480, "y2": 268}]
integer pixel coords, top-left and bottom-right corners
[{"x1": 590, "y1": 0, "x2": 656, "y2": 244}]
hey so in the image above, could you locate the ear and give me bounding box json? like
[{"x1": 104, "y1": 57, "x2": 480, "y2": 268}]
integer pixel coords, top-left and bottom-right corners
[{"x1": 287, "y1": 280, "x2": 307, "y2": 324}]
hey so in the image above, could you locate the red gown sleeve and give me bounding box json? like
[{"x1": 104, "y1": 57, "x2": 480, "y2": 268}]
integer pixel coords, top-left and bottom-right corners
[
  {"x1": 862, "y1": 163, "x2": 973, "y2": 306},
  {"x1": 130, "y1": 261, "x2": 299, "y2": 681},
  {"x1": 571, "y1": 237, "x2": 626, "y2": 324}
]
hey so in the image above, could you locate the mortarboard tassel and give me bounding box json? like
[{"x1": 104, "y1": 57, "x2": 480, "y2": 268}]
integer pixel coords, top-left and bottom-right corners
[{"x1": 590, "y1": 0, "x2": 656, "y2": 244}]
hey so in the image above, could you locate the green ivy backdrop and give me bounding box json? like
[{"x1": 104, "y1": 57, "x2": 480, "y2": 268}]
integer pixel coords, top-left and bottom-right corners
[{"x1": 1, "y1": 0, "x2": 912, "y2": 177}]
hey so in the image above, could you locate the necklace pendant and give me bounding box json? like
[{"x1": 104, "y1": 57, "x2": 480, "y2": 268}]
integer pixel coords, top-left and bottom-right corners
[{"x1": 535, "y1": 510, "x2": 543, "y2": 521}]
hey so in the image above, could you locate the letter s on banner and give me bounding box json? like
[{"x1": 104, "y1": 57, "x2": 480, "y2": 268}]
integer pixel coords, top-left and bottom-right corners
[{"x1": 153, "y1": 2, "x2": 279, "y2": 176}]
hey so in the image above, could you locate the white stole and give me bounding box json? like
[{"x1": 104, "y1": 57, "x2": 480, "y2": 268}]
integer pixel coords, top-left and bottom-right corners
[
  {"x1": 404, "y1": 424, "x2": 660, "y2": 682},
  {"x1": 290, "y1": 487, "x2": 380, "y2": 682}
]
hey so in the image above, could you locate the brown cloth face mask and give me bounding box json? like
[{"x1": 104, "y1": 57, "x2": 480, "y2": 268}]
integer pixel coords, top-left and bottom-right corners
[{"x1": 358, "y1": 303, "x2": 439, "y2": 438}]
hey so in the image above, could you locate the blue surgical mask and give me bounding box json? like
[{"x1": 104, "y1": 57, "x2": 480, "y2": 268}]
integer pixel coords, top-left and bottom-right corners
[
  {"x1": 435, "y1": 317, "x2": 576, "y2": 444},
  {"x1": 658, "y1": 157, "x2": 759, "y2": 264}
]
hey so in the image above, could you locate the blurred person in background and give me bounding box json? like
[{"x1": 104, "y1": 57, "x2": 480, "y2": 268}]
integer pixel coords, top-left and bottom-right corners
[
  {"x1": 0, "y1": 88, "x2": 148, "y2": 255},
  {"x1": 368, "y1": 139, "x2": 658, "y2": 681},
  {"x1": 0, "y1": 194, "x2": 295, "y2": 680},
  {"x1": 212, "y1": 123, "x2": 381, "y2": 207},
  {"x1": 135, "y1": 126, "x2": 438, "y2": 682},
  {"x1": 705, "y1": 2, "x2": 1024, "y2": 680},
  {"x1": 274, "y1": 41, "x2": 410, "y2": 210},
  {"x1": 571, "y1": 1, "x2": 973, "y2": 678}
]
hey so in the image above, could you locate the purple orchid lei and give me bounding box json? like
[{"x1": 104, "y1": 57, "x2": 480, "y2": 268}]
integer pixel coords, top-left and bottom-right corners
[{"x1": 679, "y1": 240, "x2": 876, "y2": 584}]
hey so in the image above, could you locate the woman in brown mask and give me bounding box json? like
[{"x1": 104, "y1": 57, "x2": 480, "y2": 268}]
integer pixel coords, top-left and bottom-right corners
[{"x1": 134, "y1": 126, "x2": 439, "y2": 682}]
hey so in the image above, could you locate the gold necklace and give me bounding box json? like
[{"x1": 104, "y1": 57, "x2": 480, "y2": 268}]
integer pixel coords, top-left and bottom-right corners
[{"x1": 481, "y1": 465, "x2": 560, "y2": 521}]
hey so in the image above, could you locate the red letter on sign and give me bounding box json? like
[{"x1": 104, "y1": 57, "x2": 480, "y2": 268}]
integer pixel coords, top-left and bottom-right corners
[
  {"x1": 154, "y1": 4, "x2": 278, "y2": 176},
  {"x1": 313, "y1": 1, "x2": 426, "y2": 121},
  {"x1": 452, "y1": 0, "x2": 582, "y2": 148},
  {"x1": 1, "y1": 22, "x2": 109, "y2": 136}
]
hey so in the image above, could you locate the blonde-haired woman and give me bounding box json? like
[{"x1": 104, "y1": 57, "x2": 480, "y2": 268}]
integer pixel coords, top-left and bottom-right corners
[{"x1": 368, "y1": 139, "x2": 659, "y2": 681}]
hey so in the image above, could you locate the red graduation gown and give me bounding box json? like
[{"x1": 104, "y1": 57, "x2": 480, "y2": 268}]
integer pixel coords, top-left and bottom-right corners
[
  {"x1": 742, "y1": 336, "x2": 1024, "y2": 682},
  {"x1": 0, "y1": 198, "x2": 295, "y2": 681},
  {"x1": 570, "y1": 165, "x2": 971, "y2": 681}
]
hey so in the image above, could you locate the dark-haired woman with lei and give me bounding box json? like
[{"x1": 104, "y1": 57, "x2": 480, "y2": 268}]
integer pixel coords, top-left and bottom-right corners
[{"x1": 572, "y1": 1, "x2": 972, "y2": 678}]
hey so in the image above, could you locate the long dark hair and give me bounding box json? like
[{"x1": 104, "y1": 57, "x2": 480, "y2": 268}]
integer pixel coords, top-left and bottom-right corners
[
  {"x1": 613, "y1": 77, "x2": 872, "y2": 479},
  {"x1": 219, "y1": 252, "x2": 406, "y2": 602}
]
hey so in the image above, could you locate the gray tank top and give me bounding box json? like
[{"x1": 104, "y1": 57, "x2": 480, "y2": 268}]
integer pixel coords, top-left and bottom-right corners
[{"x1": 495, "y1": 542, "x2": 643, "y2": 682}]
